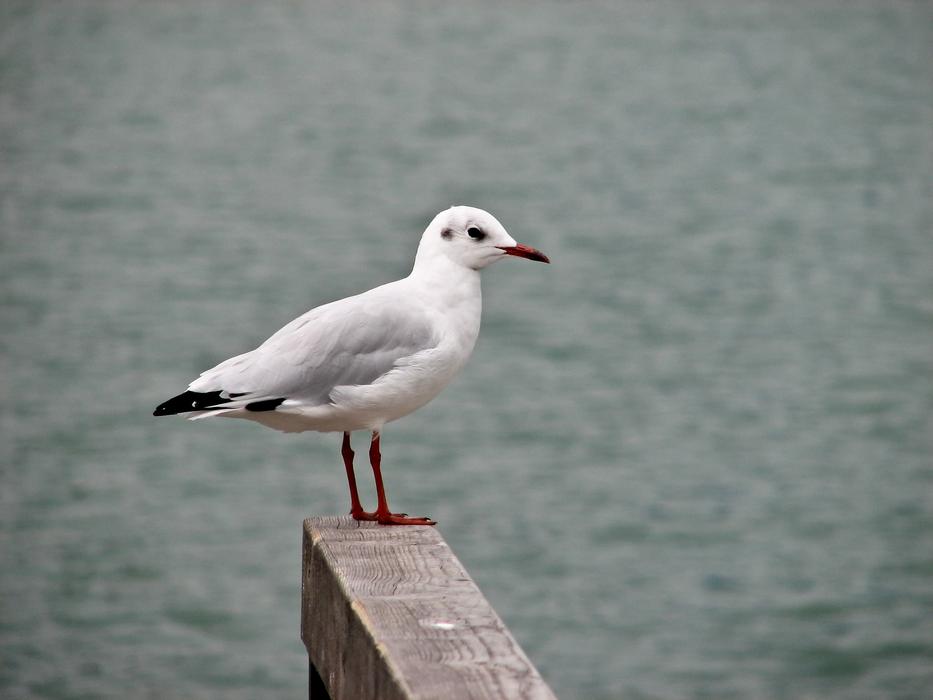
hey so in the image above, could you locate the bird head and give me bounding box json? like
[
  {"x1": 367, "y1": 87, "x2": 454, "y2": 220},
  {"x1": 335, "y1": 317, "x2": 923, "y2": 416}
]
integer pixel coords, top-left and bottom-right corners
[{"x1": 416, "y1": 206, "x2": 550, "y2": 271}]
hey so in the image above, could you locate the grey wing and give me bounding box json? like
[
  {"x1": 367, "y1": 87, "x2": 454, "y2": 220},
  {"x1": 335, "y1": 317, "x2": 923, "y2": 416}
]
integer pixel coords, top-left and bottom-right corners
[{"x1": 188, "y1": 291, "x2": 438, "y2": 407}]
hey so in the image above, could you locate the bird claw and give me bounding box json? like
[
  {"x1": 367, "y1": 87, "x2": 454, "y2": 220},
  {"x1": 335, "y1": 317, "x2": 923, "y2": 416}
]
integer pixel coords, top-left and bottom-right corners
[
  {"x1": 350, "y1": 510, "x2": 379, "y2": 522},
  {"x1": 351, "y1": 510, "x2": 434, "y2": 526},
  {"x1": 377, "y1": 512, "x2": 436, "y2": 526}
]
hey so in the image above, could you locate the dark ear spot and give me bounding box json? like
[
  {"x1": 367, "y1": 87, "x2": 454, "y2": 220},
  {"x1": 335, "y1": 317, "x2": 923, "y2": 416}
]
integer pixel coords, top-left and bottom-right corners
[{"x1": 440, "y1": 227, "x2": 453, "y2": 240}]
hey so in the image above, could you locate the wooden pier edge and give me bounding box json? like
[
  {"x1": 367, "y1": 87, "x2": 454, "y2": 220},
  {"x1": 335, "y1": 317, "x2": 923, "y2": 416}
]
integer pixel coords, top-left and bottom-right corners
[{"x1": 301, "y1": 516, "x2": 558, "y2": 700}]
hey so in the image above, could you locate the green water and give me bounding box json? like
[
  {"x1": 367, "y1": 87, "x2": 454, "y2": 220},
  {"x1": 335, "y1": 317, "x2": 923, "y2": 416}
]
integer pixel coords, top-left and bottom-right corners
[{"x1": 2, "y1": 2, "x2": 932, "y2": 698}]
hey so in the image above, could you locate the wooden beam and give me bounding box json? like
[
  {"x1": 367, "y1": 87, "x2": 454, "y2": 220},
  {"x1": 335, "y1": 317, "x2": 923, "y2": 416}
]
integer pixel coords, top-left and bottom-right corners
[{"x1": 301, "y1": 516, "x2": 558, "y2": 700}]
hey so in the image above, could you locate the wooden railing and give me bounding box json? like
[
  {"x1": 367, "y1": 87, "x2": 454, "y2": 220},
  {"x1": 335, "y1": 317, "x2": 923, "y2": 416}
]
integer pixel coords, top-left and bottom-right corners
[{"x1": 301, "y1": 516, "x2": 558, "y2": 700}]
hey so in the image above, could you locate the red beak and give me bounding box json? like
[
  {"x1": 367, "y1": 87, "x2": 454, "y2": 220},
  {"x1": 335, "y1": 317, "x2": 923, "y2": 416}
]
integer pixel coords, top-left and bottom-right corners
[{"x1": 496, "y1": 243, "x2": 550, "y2": 264}]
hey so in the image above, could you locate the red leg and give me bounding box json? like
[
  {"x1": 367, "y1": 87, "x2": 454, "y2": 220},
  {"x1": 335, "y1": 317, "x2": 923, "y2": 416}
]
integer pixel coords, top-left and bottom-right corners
[
  {"x1": 342, "y1": 432, "x2": 376, "y2": 521},
  {"x1": 369, "y1": 432, "x2": 435, "y2": 526}
]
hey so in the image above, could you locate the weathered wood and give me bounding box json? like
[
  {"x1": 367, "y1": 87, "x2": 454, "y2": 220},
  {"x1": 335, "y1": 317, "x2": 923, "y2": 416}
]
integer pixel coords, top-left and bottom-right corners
[{"x1": 301, "y1": 516, "x2": 558, "y2": 700}]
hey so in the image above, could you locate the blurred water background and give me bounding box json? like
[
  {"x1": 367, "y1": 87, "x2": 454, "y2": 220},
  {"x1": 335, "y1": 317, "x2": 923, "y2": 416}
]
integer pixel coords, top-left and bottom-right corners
[{"x1": 2, "y1": 2, "x2": 932, "y2": 698}]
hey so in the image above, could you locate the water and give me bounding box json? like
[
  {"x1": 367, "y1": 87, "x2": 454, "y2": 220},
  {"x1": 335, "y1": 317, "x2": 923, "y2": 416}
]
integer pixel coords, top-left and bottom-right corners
[{"x1": 2, "y1": 2, "x2": 932, "y2": 698}]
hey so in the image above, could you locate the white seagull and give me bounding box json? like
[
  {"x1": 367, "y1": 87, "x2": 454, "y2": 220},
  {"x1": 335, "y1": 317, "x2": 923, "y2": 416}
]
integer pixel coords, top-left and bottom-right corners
[{"x1": 154, "y1": 206, "x2": 549, "y2": 525}]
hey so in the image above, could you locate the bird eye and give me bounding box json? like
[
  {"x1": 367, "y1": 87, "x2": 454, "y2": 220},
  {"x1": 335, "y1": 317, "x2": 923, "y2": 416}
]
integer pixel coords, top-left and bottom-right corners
[{"x1": 467, "y1": 227, "x2": 486, "y2": 241}]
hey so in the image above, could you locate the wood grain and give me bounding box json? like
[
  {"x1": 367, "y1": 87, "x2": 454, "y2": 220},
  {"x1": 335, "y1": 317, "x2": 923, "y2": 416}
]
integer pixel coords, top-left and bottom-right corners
[{"x1": 301, "y1": 516, "x2": 558, "y2": 700}]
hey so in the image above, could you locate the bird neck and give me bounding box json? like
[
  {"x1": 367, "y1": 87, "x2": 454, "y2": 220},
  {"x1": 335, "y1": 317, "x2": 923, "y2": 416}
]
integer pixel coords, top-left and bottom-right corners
[
  {"x1": 406, "y1": 250, "x2": 483, "y2": 358},
  {"x1": 408, "y1": 251, "x2": 482, "y2": 308}
]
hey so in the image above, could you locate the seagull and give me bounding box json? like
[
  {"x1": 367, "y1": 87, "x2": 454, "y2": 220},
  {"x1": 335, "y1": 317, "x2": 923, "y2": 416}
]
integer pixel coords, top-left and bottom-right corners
[{"x1": 154, "y1": 206, "x2": 549, "y2": 525}]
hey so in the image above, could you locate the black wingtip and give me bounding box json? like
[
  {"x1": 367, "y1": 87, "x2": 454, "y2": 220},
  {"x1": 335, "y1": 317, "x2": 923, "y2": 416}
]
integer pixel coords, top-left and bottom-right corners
[
  {"x1": 153, "y1": 390, "x2": 236, "y2": 416},
  {"x1": 244, "y1": 397, "x2": 286, "y2": 412},
  {"x1": 154, "y1": 390, "x2": 286, "y2": 416}
]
